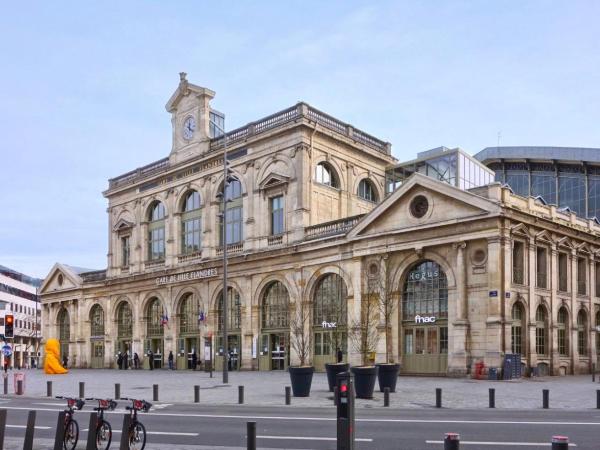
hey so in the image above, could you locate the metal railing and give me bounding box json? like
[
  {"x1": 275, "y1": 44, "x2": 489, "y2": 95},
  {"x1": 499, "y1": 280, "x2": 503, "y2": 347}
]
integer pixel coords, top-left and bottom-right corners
[
  {"x1": 216, "y1": 243, "x2": 243, "y2": 256},
  {"x1": 305, "y1": 214, "x2": 365, "y2": 240},
  {"x1": 80, "y1": 270, "x2": 107, "y2": 282},
  {"x1": 178, "y1": 251, "x2": 203, "y2": 263}
]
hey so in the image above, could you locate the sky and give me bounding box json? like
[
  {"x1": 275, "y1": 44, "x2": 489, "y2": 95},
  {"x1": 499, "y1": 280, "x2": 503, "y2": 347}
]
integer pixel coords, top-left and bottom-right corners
[{"x1": 1, "y1": 1, "x2": 600, "y2": 279}]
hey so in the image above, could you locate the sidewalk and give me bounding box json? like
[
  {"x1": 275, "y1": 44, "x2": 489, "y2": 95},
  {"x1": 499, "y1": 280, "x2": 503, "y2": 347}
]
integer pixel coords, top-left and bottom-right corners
[{"x1": 6, "y1": 368, "x2": 600, "y2": 410}]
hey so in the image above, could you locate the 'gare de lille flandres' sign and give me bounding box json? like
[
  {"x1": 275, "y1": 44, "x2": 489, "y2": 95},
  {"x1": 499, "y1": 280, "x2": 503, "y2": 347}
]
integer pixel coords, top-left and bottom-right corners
[{"x1": 156, "y1": 268, "x2": 218, "y2": 285}]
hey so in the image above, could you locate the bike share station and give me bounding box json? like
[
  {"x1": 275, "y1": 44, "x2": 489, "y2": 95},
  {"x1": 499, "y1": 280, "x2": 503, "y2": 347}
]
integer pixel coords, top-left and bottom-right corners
[{"x1": 336, "y1": 371, "x2": 356, "y2": 450}]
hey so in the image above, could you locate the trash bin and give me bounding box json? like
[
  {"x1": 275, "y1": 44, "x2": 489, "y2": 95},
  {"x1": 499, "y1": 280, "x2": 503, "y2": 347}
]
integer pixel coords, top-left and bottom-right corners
[
  {"x1": 14, "y1": 372, "x2": 25, "y2": 395},
  {"x1": 488, "y1": 367, "x2": 498, "y2": 380}
]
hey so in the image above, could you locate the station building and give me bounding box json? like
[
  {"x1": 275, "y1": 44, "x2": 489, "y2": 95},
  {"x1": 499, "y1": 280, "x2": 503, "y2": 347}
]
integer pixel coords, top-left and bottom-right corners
[{"x1": 40, "y1": 76, "x2": 600, "y2": 376}]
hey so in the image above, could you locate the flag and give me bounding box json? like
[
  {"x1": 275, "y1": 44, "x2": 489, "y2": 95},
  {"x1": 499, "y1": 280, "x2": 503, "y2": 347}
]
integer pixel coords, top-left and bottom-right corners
[
  {"x1": 160, "y1": 314, "x2": 169, "y2": 327},
  {"x1": 198, "y1": 311, "x2": 207, "y2": 323}
]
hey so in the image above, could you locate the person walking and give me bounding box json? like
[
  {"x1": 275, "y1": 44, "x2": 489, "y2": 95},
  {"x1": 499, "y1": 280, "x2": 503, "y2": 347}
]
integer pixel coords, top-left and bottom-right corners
[
  {"x1": 147, "y1": 350, "x2": 154, "y2": 370},
  {"x1": 191, "y1": 350, "x2": 198, "y2": 371},
  {"x1": 123, "y1": 351, "x2": 129, "y2": 369},
  {"x1": 133, "y1": 352, "x2": 140, "y2": 370},
  {"x1": 117, "y1": 352, "x2": 123, "y2": 370},
  {"x1": 168, "y1": 351, "x2": 174, "y2": 370},
  {"x1": 336, "y1": 347, "x2": 343, "y2": 363}
]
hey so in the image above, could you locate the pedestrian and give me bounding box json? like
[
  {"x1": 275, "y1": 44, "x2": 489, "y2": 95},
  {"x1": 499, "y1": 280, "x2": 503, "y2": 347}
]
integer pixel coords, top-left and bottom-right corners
[
  {"x1": 62, "y1": 355, "x2": 68, "y2": 368},
  {"x1": 191, "y1": 349, "x2": 198, "y2": 371},
  {"x1": 147, "y1": 350, "x2": 154, "y2": 370},
  {"x1": 117, "y1": 352, "x2": 123, "y2": 370},
  {"x1": 336, "y1": 347, "x2": 343, "y2": 363},
  {"x1": 168, "y1": 351, "x2": 174, "y2": 370},
  {"x1": 133, "y1": 352, "x2": 140, "y2": 370},
  {"x1": 124, "y1": 351, "x2": 129, "y2": 369},
  {"x1": 3, "y1": 357, "x2": 8, "y2": 373}
]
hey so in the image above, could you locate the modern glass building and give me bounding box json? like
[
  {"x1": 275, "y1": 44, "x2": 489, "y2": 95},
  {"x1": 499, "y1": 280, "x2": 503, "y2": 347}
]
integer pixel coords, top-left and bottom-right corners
[
  {"x1": 386, "y1": 146, "x2": 494, "y2": 194},
  {"x1": 475, "y1": 147, "x2": 600, "y2": 219}
]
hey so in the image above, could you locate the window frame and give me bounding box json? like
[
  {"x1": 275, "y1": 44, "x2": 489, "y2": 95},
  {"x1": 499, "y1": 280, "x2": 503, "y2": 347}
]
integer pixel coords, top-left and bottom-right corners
[
  {"x1": 357, "y1": 179, "x2": 377, "y2": 203},
  {"x1": 314, "y1": 162, "x2": 339, "y2": 189},
  {"x1": 269, "y1": 195, "x2": 285, "y2": 236}
]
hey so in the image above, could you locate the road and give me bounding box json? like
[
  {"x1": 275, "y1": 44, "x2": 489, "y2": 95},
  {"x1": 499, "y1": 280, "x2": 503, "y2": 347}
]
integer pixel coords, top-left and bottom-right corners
[{"x1": 0, "y1": 397, "x2": 598, "y2": 449}]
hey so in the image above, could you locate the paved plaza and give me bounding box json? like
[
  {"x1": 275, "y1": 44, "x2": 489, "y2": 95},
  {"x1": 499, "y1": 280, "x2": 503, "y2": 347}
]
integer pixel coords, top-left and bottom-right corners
[{"x1": 6, "y1": 368, "x2": 600, "y2": 410}]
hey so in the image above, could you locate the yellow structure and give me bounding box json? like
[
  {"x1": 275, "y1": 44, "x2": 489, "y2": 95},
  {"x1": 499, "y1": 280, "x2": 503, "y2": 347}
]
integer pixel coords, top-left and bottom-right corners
[{"x1": 44, "y1": 339, "x2": 67, "y2": 374}]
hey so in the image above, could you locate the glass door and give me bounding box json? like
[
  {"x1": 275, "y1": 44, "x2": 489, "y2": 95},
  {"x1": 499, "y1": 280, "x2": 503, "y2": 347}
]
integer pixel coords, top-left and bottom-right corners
[{"x1": 402, "y1": 325, "x2": 448, "y2": 374}]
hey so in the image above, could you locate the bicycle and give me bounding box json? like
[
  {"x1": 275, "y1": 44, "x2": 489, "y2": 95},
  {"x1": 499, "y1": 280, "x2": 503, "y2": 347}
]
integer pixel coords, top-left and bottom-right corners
[
  {"x1": 121, "y1": 397, "x2": 152, "y2": 450},
  {"x1": 85, "y1": 398, "x2": 118, "y2": 450},
  {"x1": 56, "y1": 396, "x2": 85, "y2": 450}
]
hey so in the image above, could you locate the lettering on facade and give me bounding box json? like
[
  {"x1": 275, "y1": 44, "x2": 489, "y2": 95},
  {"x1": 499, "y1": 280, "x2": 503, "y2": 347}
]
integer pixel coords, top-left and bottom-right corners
[
  {"x1": 414, "y1": 315, "x2": 436, "y2": 324},
  {"x1": 322, "y1": 321, "x2": 337, "y2": 328},
  {"x1": 155, "y1": 268, "x2": 218, "y2": 285},
  {"x1": 408, "y1": 269, "x2": 439, "y2": 281}
]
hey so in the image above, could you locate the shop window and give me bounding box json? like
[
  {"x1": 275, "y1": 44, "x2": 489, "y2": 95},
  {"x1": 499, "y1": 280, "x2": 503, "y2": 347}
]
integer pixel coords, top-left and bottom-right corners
[
  {"x1": 557, "y1": 307, "x2": 569, "y2": 356},
  {"x1": 577, "y1": 310, "x2": 587, "y2": 355},
  {"x1": 577, "y1": 257, "x2": 587, "y2": 295},
  {"x1": 536, "y1": 247, "x2": 547, "y2": 288},
  {"x1": 512, "y1": 241, "x2": 525, "y2": 285},
  {"x1": 558, "y1": 253, "x2": 568, "y2": 292}
]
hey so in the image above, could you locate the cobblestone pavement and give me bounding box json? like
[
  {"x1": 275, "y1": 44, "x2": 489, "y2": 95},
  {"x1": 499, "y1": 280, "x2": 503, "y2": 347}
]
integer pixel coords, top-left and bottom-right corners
[{"x1": 6, "y1": 368, "x2": 600, "y2": 410}]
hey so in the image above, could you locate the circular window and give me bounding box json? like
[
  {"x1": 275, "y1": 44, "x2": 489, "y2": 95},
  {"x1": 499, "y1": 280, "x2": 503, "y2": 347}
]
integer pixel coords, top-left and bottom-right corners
[
  {"x1": 57, "y1": 274, "x2": 64, "y2": 286},
  {"x1": 472, "y1": 249, "x2": 487, "y2": 265},
  {"x1": 410, "y1": 195, "x2": 429, "y2": 218}
]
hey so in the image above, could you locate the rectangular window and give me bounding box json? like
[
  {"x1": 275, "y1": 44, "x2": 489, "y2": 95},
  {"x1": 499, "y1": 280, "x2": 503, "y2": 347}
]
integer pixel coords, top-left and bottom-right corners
[
  {"x1": 148, "y1": 227, "x2": 165, "y2": 260},
  {"x1": 577, "y1": 257, "x2": 587, "y2": 296},
  {"x1": 558, "y1": 328, "x2": 567, "y2": 356},
  {"x1": 536, "y1": 326, "x2": 546, "y2": 355},
  {"x1": 223, "y1": 206, "x2": 242, "y2": 245},
  {"x1": 403, "y1": 329, "x2": 413, "y2": 354},
  {"x1": 182, "y1": 218, "x2": 201, "y2": 253},
  {"x1": 427, "y1": 328, "x2": 438, "y2": 354},
  {"x1": 415, "y1": 328, "x2": 425, "y2": 355},
  {"x1": 511, "y1": 325, "x2": 522, "y2": 354},
  {"x1": 270, "y1": 196, "x2": 284, "y2": 236},
  {"x1": 578, "y1": 329, "x2": 586, "y2": 355},
  {"x1": 558, "y1": 253, "x2": 568, "y2": 292},
  {"x1": 536, "y1": 247, "x2": 547, "y2": 288},
  {"x1": 439, "y1": 327, "x2": 448, "y2": 354},
  {"x1": 512, "y1": 241, "x2": 525, "y2": 285},
  {"x1": 121, "y1": 236, "x2": 130, "y2": 267}
]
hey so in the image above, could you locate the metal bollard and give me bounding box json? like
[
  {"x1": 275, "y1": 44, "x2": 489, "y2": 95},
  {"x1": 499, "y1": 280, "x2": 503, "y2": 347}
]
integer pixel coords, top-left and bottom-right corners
[
  {"x1": 194, "y1": 385, "x2": 200, "y2": 403},
  {"x1": 17, "y1": 379, "x2": 23, "y2": 396},
  {"x1": 119, "y1": 413, "x2": 132, "y2": 450},
  {"x1": 115, "y1": 383, "x2": 120, "y2": 400},
  {"x1": 285, "y1": 386, "x2": 291, "y2": 405},
  {"x1": 79, "y1": 381, "x2": 85, "y2": 399},
  {"x1": 52, "y1": 411, "x2": 66, "y2": 450},
  {"x1": 238, "y1": 385, "x2": 244, "y2": 404},
  {"x1": 543, "y1": 389, "x2": 549, "y2": 409},
  {"x1": 0, "y1": 409, "x2": 6, "y2": 450},
  {"x1": 333, "y1": 386, "x2": 338, "y2": 406},
  {"x1": 551, "y1": 435, "x2": 569, "y2": 449},
  {"x1": 489, "y1": 388, "x2": 495, "y2": 408},
  {"x1": 23, "y1": 410, "x2": 36, "y2": 450},
  {"x1": 384, "y1": 387, "x2": 390, "y2": 407},
  {"x1": 85, "y1": 412, "x2": 98, "y2": 450},
  {"x1": 597, "y1": 390, "x2": 600, "y2": 409},
  {"x1": 153, "y1": 384, "x2": 159, "y2": 402},
  {"x1": 436, "y1": 388, "x2": 442, "y2": 408},
  {"x1": 2, "y1": 377, "x2": 6, "y2": 395},
  {"x1": 247, "y1": 421, "x2": 257, "y2": 450},
  {"x1": 444, "y1": 432, "x2": 460, "y2": 450},
  {"x1": 47, "y1": 380, "x2": 52, "y2": 397}
]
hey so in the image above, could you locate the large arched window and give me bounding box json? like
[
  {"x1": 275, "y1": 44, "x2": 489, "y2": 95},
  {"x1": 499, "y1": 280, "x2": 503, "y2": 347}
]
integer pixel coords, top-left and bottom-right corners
[
  {"x1": 357, "y1": 179, "x2": 377, "y2": 202},
  {"x1": 146, "y1": 298, "x2": 164, "y2": 336},
  {"x1": 402, "y1": 261, "x2": 448, "y2": 319},
  {"x1": 557, "y1": 306, "x2": 569, "y2": 356},
  {"x1": 262, "y1": 281, "x2": 290, "y2": 329},
  {"x1": 90, "y1": 304, "x2": 104, "y2": 337},
  {"x1": 148, "y1": 201, "x2": 166, "y2": 260},
  {"x1": 511, "y1": 302, "x2": 524, "y2": 355},
  {"x1": 58, "y1": 308, "x2": 70, "y2": 342},
  {"x1": 181, "y1": 191, "x2": 202, "y2": 254},
  {"x1": 219, "y1": 178, "x2": 243, "y2": 245},
  {"x1": 179, "y1": 293, "x2": 199, "y2": 334},
  {"x1": 217, "y1": 288, "x2": 241, "y2": 331},
  {"x1": 315, "y1": 162, "x2": 339, "y2": 188},
  {"x1": 577, "y1": 309, "x2": 587, "y2": 355},
  {"x1": 313, "y1": 274, "x2": 347, "y2": 326},
  {"x1": 535, "y1": 305, "x2": 548, "y2": 355},
  {"x1": 117, "y1": 302, "x2": 132, "y2": 338}
]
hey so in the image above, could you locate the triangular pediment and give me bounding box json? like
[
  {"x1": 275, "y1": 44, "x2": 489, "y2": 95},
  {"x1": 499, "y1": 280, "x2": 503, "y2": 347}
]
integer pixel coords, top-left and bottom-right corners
[
  {"x1": 113, "y1": 218, "x2": 134, "y2": 232},
  {"x1": 259, "y1": 172, "x2": 290, "y2": 190},
  {"x1": 39, "y1": 263, "x2": 83, "y2": 294},
  {"x1": 165, "y1": 74, "x2": 215, "y2": 113},
  {"x1": 347, "y1": 174, "x2": 500, "y2": 239}
]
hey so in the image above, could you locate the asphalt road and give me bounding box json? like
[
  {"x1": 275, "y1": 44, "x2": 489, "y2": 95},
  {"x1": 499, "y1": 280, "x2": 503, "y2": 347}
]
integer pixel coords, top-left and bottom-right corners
[{"x1": 0, "y1": 397, "x2": 599, "y2": 449}]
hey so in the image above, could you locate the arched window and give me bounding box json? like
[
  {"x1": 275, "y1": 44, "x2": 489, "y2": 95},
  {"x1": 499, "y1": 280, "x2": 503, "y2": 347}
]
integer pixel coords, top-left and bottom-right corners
[
  {"x1": 357, "y1": 179, "x2": 377, "y2": 202},
  {"x1": 402, "y1": 261, "x2": 448, "y2": 319},
  {"x1": 179, "y1": 293, "x2": 199, "y2": 334},
  {"x1": 146, "y1": 298, "x2": 164, "y2": 336},
  {"x1": 117, "y1": 302, "x2": 132, "y2": 338},
  {"x1": 313, "y1": 274, "x2": 347, "y2": 326},
  {"x1": 90, "y1": 304, "x2": 104, "y2": 337},
  {"x1": 557, "y1": 307, "x2": 569, "y2": 356},
  {"x1": 219, "y1": 178, "x2": 243, "y2": 245},
  {"x1": 58, "y1": 308, "x2": 70, "y2": 342},
  {"x1": 148, "y1": 201, "x2": 166, "y2": 260},
  {"x1": 511, "y1": 303, "x2": 524, "y2": 354},
  {"x1": 577, "y1": 310, "x2": 587, "y2": 355},
  {"x1": 315, "y1": 162, "x2": 339, "y2": 188},
  {"x1": 181, "y1": 191, "x2": 202, "y2": 254},
  {"x1": 262, "y1": 281, "x2": 290, "y2": 329},
  {"x1": 535, "y1": 305, "x2": 547, "y2": 355},
  {"x1": 217, "y1": 288, "x2": 241, "y2": 331}
]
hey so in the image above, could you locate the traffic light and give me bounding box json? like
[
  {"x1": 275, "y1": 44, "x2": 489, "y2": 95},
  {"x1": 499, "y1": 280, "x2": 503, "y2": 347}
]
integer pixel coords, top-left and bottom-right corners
[{"x1": 4, "y1": 315, "x2": 14, "y2": 338}]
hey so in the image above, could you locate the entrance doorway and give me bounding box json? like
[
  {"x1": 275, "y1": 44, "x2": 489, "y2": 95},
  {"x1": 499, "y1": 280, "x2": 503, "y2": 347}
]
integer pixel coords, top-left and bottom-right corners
[
  {"x1": 215, "y1": 334, "x2": 241, "y2": 371},
  {"x1": 402, "y1": 326, "x2": 448, "y2": 373},
  {"x1": 313, "y1": 330, "x2": 347, "y2": 371},
  {"x1": 177, "y1": 337, "x2": 198, "y2": 370},
  {"x1": 145, "y1": 338, "x2": 164, "y2": 369},
  {"x1": 259, "y1": 333, "x2": 289, "y2": 370},
  {"x1": 90, "y1": 341, "x2": 104, "y2": 368}
]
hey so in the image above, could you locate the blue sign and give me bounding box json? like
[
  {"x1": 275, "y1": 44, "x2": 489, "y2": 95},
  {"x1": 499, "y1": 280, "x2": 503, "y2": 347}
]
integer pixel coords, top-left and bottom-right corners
[
  {"x1": 2, "y1": 344, "x2": 12, "y2": 357},
  {"x1": 489, "y1": 290, "x2": 498, "y2": 297}
]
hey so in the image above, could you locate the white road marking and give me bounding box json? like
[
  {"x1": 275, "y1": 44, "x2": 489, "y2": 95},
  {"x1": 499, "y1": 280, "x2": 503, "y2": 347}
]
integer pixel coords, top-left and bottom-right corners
[
  {"x1": 6, "y1": 425, "x2": 51, "y2": 430},
  {"x1": 33, "y1": 403, "x2": 67, "y2": 407},
  {"x1": 426, "y1": 441, "x2": 577, "y2": 447},
  {"x1": 82, "y1": 429, "x2": 198, "y2": 436},
  {"x1": 259, "y1": 435, "x2": 372, "y2": 442}
]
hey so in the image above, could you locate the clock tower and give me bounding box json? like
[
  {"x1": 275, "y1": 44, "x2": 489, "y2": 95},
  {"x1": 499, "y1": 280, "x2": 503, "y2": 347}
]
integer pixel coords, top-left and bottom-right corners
[{"x1": 166, "y1": 72, "x2": 216, "y2": 164}]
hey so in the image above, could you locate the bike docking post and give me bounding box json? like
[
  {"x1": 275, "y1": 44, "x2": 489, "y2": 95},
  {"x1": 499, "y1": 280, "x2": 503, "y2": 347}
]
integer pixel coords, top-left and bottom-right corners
[
  {"x1": 85, "y1": 412, "x2": 98, "y2": 450},
  {"x1": 444, "y1": 432, "x2": 460, "y2": 450},
  {"x1": 336, "y1": 371, "x2": 355, "y2": 450},
  {"x1": 52, "y1": 411, "x2": 66, "y2": 450},
  {"x1": 194, "y1": 385, "x2": 200, "y2": 403},
  {"x1": 153, "y1": 384, "x2": 159, "y2": 402},
  {"x1": 436, "y1": 388, "x2": 442, "y2": 408},
  {"x1": 0, "y1": 409, "x2": 7, "y2": 450},
  {"x1": 285, "y1": 386, "x2": 291, "y2": 405},
  {"x1": 543, "y1": 389, "x2": 550, "y2": 409},
  {"x1": 247, "y1": 421, "x2": 256, "y2": 450},
  {"x1": 551, "y1": 435, "x2": 569, "y2": 449},
  {"x1": 47, "y1": 381, "x2": 52, "y2": 397},
  {"x1": 79, "y1": 382, "x2": 85, "y2": 399},
  {"x1": 238, "y1": 385, "x2": 244, "y2": 404},
  {"x1": 23, "y1": 410, "x2": 36, "y2": 450},
  {"x1": 489, "y1": 388, "x2": 495, "y2": 408},
  {"x1": 119, "y1": 413, "x2": 132, "y2": 450},
  {"x1": 115, "y1": 383, "x2": 120, "y2": 400}
]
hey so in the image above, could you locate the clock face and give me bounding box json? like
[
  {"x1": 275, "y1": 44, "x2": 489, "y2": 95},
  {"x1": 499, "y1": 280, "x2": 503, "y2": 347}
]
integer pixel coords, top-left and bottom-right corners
[{"x1": 182, "y1": 116, "x2": 196, "y2": 140}]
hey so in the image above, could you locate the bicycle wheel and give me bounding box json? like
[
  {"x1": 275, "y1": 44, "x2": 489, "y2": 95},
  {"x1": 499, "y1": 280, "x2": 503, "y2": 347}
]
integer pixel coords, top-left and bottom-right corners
[
  {"x1": 96, "y1": 419, "x2": 112, "y2": 450},
  {"x1": 63, "y1": 419, "x2": 79, "y2": 450},
  {"x1": 129, "y1": 422, "x2": 146, "y2": 450}
]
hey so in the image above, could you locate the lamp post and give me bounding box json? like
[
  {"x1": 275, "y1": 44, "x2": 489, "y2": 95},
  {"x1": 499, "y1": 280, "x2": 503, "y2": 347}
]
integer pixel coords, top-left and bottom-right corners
[{"x1": 210, "y1": 118, "x2": 230, "y2": 384}]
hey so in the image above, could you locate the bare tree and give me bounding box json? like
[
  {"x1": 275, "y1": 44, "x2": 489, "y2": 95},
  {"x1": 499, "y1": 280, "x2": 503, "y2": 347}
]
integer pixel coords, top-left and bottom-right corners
[
  {"x1": 378, "y1": 255, "x2": 398, "y2": 363},
  {"x1": 350, "y1": 268, "x2": 380, "y2": 366},
  {"x1": 290, "y1": 297, "x2": 311, "y2": 366}
]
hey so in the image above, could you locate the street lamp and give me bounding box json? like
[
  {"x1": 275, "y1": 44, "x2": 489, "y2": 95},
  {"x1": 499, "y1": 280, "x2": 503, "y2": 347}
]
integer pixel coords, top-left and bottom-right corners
[{"x1": 210, "y1": 117, "x2": 230, "y2": 384}]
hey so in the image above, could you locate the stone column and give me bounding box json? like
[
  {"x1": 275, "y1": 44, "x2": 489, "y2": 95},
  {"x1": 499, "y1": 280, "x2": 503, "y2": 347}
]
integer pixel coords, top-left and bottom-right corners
[
  {"x1": 527, "y1": 237, "x2": 536, "y2": 369},
  {"x1": 348, "y1": 258, "x2": 362, "y2": 366},
  {"x1": 139, "y1": 222, "x2": 148, "y2": 271},
  {"x1": 570, "y1": 249, "x2": 578, "y2": 374},
  {"x1": 485, "y1": 237, "x2": 504, "y2": 368},
  {"x1": 449, "y1": 242, "x2": 468, "y2": 376},
  {"x1": 550, "y1": 244, "x2": 559, "y2": 374}
]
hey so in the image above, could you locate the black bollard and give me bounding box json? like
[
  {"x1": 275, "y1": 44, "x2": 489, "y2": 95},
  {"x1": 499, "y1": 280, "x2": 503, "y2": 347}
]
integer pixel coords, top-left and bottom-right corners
[
  {"x1": 79, "y1": 382, "x2": 85, "y2": 399},
  {"x1": 551, "y1": 435, "x2": 569, "y2": 449},
  {"x1": 436, "y1": 388, "x2": 442, "y2": 408},
  {"x1": 115, "y1": 383, "x2": 120, "y2": 400},
  {"x1": 0, "y1": 409, "x2": 6, "y2": 450},
  {"x1": 543, "y1": 389, "x2": 549, "y2": 409},
  {"x1": 52, "y1": 411, "x2": 66, "y2": 450},
  {"x1": 194, "y1": 385, "x2": 200, "y2": 403},
  {"x1": 489, "y1": 388, "x2": 495, "y2": 408},
  {"x1": 23, "y1": 410, "x2": 36, "y2": 450},
  {"x1": 17, "y1": 379, "x2": 23, "y2": 395},
  {"x1": 239, "y1": 385, "x2": 244, "y2": 404},
  {"x1": 47, "y1": 380, "x2": 52, "y2": 397},
  {"x1": 153, "y1": 384, "x2": 159, "y2": 402},
  {"x1": 3, "y1": 377, "x2": 7, "y2": 395},
  {"x1": 247, "y1": 421, "x2": 257, "y2": 450},
  {"x1": 285, "y1": 386, "x2": 291, "y2": 405},
  {"x1": 597, "y1": 390, "x2": 600, "y2": 409},
  {"x1": 384, "y1": 387, "x2": 390, "y2": 407},
  {"x1": 444, "y1": 432, "x2": 460, "y2": 450},
  {"x1": 119, "y1": 413, "x2": 132, "y2": 450},
  {"x1": 85, "y1": 412, "x2": 98, "y2": 450}
]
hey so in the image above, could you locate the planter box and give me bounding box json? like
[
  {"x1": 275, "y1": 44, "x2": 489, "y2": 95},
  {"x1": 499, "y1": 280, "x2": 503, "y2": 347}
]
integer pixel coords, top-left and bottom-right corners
[
  {"x1": 325, "y1": 362, "x2": 350, "y2": 392},
  {"x1": 288, "y1": 366, "x2": 314, "y2": 397}
]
